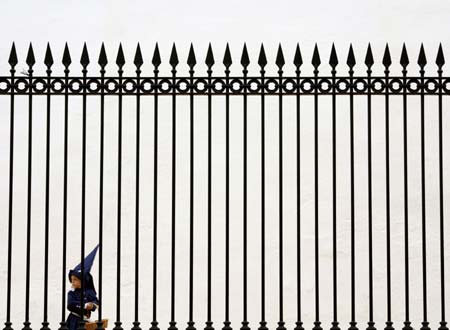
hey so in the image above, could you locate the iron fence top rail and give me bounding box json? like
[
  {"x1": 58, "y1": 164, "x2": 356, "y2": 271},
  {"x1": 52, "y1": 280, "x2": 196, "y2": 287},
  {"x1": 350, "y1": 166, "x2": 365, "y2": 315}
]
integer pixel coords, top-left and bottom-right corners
[{"x1": 0, "y1": 76, "x2": 448, "y2": 95}]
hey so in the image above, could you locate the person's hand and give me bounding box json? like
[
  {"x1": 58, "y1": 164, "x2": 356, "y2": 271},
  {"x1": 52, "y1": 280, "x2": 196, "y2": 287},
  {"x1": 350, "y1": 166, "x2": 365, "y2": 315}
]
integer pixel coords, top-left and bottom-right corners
[{"x1": 85, "y1": 302, "x2": 94, "y2": 310}]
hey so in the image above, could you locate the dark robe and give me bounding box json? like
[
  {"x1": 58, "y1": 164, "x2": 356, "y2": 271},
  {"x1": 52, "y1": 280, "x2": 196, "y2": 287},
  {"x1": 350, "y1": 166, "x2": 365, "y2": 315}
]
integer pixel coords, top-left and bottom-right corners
[{"x1": 66, "y1": 287, "x2": 99, "y2": 330}]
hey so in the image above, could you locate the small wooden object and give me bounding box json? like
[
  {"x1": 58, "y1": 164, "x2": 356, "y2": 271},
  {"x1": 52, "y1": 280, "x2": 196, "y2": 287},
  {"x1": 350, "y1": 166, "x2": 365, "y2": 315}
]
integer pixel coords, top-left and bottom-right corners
[{"x1": 85, "y1": 319, "x2": 108, "y2": 330}]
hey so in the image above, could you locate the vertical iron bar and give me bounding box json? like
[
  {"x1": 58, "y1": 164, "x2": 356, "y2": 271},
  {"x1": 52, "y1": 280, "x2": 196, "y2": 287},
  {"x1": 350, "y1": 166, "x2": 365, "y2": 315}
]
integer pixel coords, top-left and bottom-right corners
[
  {"x1": 241, "y1": 44, "x2": 249, "y2": 330},
  {"x1": 347, "y1": 45, "x2": 358, "y2": 330},
  {"x1": 205, "y1": 44, "x2": 214, "y2": 330},
  {"x1": 400, "y1": 46, "x2": 412, "y2": 330},
  {"x1": 114, "y1": 44, "x2": 124, "y2": 330},
  {"x1": 168, "y1": 45, "x2": 178, "y2": 330},
  {"x1": 276, "y1": 45, "x2": 286, "y2": 330},
  {"x1": 4, "y1": 43, "x2": 17, "y2": 330},
  {"x1": 294, "y1": 45, "x2": 304, "y2": 330},
  {"x1": 151, "y1": 44, "x2": 160, "y2": 330},
  {"x1": 312, "y1": 45, "x2": 322, "y2": 330},
  {"x1": 97, "y1": 43, "x2": 106, "y2": 330},
  {"x1": 366, "y1": 47, "x2": 375, "y2": 330},
  {"x1": 330, "y1": 45, "x2": 339, "y2": 330},
  {"x1": 187, "y1": 45, "x2": 196, "y2": 330},
  {"x1": 60, "y1": 44, "x2": 71, "y2": 330},
  {"x1": 22, "y1": 43, "x2": 34, "y2": 330},
  {"x1": 383, "y1": 46, "x2": 393, "y2": 330},
  {"x1": 41, "y1": 44, "x2": 53, "y2": 330},
  {"x1": 223, "y1": 44, "x2": 231, "y2": 330},
  {"x1": 419, "y1": 48, "x2": 429, "y2": 330},
  {"x1": 437, "y1": 46, "x2": 448, "y2": 330},
  {"x1": 257, "y1": 44, "x2": 268, "y2": 330}
]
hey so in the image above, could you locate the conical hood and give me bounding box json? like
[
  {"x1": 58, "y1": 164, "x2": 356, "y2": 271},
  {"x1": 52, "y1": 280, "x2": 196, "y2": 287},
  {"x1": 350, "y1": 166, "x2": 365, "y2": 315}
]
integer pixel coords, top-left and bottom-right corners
[{"x1": 68, "y1": 244, "x2": 99, "y2": 292}]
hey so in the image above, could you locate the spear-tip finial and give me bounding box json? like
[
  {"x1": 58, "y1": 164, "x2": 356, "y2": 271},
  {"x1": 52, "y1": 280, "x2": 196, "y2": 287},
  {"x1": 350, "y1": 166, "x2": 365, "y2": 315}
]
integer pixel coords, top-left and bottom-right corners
[
  {"x1": 205, "y1": 42, "x2": 215, "y2": 68},
  {"x1": 400, "y1": 43, "x2": 409, "y2": 67},
  {"x1": 62, "y1": 42, "x2": 72, "y2": 68},
  {"x1": 382, "y1": 43, "x2": 392, "y2": 68},
  {"x1": 26, "y1": 42, "x2": 36, "y2": 67},
  {"x1": 80, "y1": 42, "x2": 90, "y2": 67},
  {"x1": 293, "y1": 43, "x2": 303, "y2": 68},
  {"x1": 116, "y1": 43, "x2": 125, "y2": 68},
  {"x1": 169, "y1": 43, "x2": 179, "y2": 67},
  {"x1": 276, "y1": 43, "x2": 285, "y2": 69},
  {"x1": 258, "y1": 43, "x2": 267, "y2": 68},
  {"x1": 240, "y1": 43, "x2": 250, "y2": 68},
  {"x1": 134, "y1": 43, "x2": 144, "y2": 69},
  {"x1": 418, "y1": 43, "x2": 427, "y2": 67},
  {"x1": 346, "y1": 43, "x2": 356, "y2": 69},
  {"x1": 8, "y1": 42, "x2": 18, "y2": 68},
  {"x1": 187, "y1": 43, "x2": 197, "y2": 68},
  {"x1": 329, "y1": 43, "x2": 338, "y2": 68},
  {"x1": 364, "y1": 43, "x2": 374, "y2": 68},
  {"x1": 98, "y1": 42, "x2": 108, "y2": 67},
  {"x1": 223, "y1": 43, "x2": 232, "y2": 68},
  {"x1": 44, "y1": 42, "x2": 54, "y2": 68},
  {"x1": 152, "y1": 42, "x2": 161, "y2": 68},
  {"x1": 312, "y1": 43, "x2": 321, "y2": 68},
  {"x1": 436, "y1": 43, "x2": 445, "y2": 68}
]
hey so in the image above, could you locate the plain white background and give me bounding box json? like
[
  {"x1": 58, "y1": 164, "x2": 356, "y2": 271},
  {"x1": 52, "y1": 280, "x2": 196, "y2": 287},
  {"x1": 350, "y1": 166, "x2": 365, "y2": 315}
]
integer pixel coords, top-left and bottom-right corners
[{"x1": 1, "y1": 1, "x2": 450, "y2": 330}]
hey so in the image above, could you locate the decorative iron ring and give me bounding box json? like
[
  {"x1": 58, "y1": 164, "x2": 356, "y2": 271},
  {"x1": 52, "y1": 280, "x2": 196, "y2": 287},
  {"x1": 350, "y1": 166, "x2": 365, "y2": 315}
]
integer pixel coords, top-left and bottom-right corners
[
  {"x1": 122, "y1": 78, "x2": 136, "y2": 93},
  {"x1": 405, "y1": 77, "x2": 421, "y2": 93},
  {"x1": 51, "y1": 78, "x2": 65, "y2": 93},
  {"x1": 353, "y1": 78, "x2": 367, "y2": 93},
  {"x1": 212, "y1": 78, "x2": 226, "y2": 93},
  {"x1": 33, "y1": 77, "x2": 47, "y2": 93},
  {"x1": 265, "y1": 78, "x2": 279, "y2": 93},
  {"x1": 247, "y1": 78, "x2": 261, "y2": 93},
  {"x1": 0, "y1": 77, "x2": 11, "y2": 93},
  {"x1": 317, "y1": 78, "x2": 332, "y2": 93},
  {"x1": 193, "y1": 78, "x2": 208, "y2": 93},
  {"x1": 423, "y1": 78, "x2": 438, "y2": 93},
  {"x1": 300, "y1": 78, "x2": 314, "y2": 93},
  {"x1": 336, "y1": 78, "x2": 350, "y2": 93},
  {"x1": 230, "y1": 78, "x2": 244, "y2": 94},
  {"x1": 282, "y1": 78, "x2": 297, "y2": 93},
  {"x1": 139, "y1": 78, "x2": 155, "y2": 93}
]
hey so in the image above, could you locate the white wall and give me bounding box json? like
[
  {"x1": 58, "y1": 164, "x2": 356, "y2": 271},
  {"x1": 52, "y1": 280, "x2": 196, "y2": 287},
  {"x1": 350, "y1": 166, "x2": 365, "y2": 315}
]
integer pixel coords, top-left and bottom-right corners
[{"x1": 1, "y1": 1, "x2": 450, "y2": 329}]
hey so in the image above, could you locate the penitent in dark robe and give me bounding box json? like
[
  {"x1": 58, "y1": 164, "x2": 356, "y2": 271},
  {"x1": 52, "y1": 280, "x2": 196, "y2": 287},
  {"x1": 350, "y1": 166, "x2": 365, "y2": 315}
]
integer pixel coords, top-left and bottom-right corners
[{"x1": 66, "y1": 244, "x2": 100, "y2": 330}]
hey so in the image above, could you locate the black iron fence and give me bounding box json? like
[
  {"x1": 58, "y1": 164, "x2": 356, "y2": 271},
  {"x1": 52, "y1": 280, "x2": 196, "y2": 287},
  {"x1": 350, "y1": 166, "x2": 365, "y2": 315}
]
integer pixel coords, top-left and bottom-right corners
[{"x1": 1, "y1": 42, "x2": 449, "y2": 330}]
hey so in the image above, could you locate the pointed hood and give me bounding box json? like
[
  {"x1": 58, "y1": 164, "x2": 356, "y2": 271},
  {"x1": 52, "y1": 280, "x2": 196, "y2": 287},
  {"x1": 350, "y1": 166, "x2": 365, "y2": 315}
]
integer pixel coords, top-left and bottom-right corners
[{"x1": 68, "y1": 244, "x2": 99, "y2": 293}]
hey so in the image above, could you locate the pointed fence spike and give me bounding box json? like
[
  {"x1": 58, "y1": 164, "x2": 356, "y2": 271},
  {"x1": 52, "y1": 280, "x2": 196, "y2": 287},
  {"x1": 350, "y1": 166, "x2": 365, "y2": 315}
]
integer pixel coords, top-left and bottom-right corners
[
  {"x1": 26, "y1": 43, "x2": 36, "y2": 67},
  {"x1": 62, "y1": 42, "x2": 72, "y2": 68},
  {"x1": 400, "y1": 43, "x2": 409, "y2": 67},
  {"x1": 98, "y1": 43, "x2": 108, "y2": 67},
  {"x1": 134, "y1": 43, "x2": 144, "y2": 68},
  {"x1": 80, "y1": 42, "x2": 90, "y2": 67},
  {"x1": 44, "y1": 43, "x2": 54, "y2": 68},
  {"x1": 152, "y1": 43, "x2": 161, "y2": 68},
  {"x1": 418, "y1": 43, "x2": 427, "y2": 67},
  {"x1": 187, "y1": 43, "x2": 197, "y2": 68},
  {"x1": 169, "y1": 43, "x2": 179, "y2": 67},
  {"x1": 365, "y1": 43, "x2": 374, "y2": 68},
  {"x1": 116, "y1": 43, "x2": 125, "y2": 68},
  {"x1": 240, "y1": 43, "x2": 250, "y2": 68},
  {"x1": 382, "y1": 43, "x2": 392, "y2": 68},
  {"x1": 258, "y1": 43, "x2": 267, "y2": 68},
  {"x1": 8, "y1": 42, "x2": 18, "y2": 68},
  {"x1": 329, "y1": 43, "x2": 338, "y2": 68},
  {"x1": 223, "y1": 43, "x2": 232, "y2": 68},
  {"x1": 276, "y1": 43, "x2": 285, "y2": 68},
  {"x1": 312, "y1": 43, "x2": 321, "y2": 68},
  {"x1": 205, "y1": 43, "x2": 215, "y2": 67},
  {"x1": 436, "y1": 43, "x2": 445, "y2": 67},
  {"x1": 346, "y1": 44, "x2": 356, "y2": 68},
  {"x1": 293, "y1": 43, "x2": 303, "y2": 68}
]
